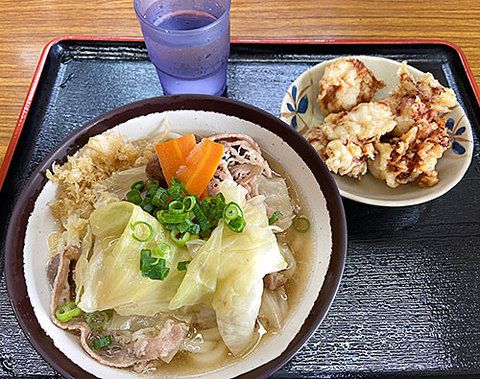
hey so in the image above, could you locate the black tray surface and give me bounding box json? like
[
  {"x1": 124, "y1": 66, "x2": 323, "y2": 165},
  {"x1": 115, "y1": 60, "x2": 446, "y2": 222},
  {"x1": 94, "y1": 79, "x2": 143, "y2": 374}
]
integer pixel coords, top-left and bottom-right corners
[{"x1": 1, "y1": 39, "x2": 479, "y2": 378}]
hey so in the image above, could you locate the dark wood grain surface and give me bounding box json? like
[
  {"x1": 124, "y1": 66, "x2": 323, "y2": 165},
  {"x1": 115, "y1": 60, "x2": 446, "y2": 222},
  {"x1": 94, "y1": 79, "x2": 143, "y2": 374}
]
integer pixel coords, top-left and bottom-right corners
[{"x1": 1, "y1": 0, "x2": 480, "y2": 167}]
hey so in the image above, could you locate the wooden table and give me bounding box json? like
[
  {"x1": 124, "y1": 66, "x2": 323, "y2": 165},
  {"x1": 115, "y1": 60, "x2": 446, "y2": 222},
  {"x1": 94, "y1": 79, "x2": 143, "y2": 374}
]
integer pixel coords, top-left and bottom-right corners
[{"x1": 1, "y1": 0, "x2": 479, "y2": 166}]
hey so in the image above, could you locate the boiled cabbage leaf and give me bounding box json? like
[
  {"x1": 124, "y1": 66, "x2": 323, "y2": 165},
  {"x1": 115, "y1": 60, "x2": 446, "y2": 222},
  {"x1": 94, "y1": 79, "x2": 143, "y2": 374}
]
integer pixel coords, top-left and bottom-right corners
[
  {"x1": 99, "y1": 166, "x2": 148, "y2": 200},
  {"x1": 257, "y1": 175, "x2": 294, "y2": 231},
  {"x1": 259, "y1": 286, "x2": 289, "y2": 331},
  {"x1": 168, "y1": 223, "x2": 224, "y2": 309},
  {"x1": 169, "y1": 180, "x2": 287, "y2": 355},
  {"x1": 75, "y1": 201, "x2": 190, "y2": 316}
]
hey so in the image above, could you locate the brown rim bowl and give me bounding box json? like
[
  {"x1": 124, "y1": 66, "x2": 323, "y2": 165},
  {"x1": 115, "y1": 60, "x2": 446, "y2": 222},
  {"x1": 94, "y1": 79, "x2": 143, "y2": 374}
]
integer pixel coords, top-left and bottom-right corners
[{"x1": 5, "y1": 95, "x2": 347, "y2": 378}]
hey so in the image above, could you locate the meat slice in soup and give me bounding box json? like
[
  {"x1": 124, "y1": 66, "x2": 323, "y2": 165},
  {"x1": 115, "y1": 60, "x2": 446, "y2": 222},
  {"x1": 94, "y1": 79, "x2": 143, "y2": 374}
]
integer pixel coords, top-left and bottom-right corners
[
  {"x1": 207, "y1": 134, "x2": 272, "y2": 197},
  {"x1": 50, "y1": 245, "x2": 189, "y2": 369}
]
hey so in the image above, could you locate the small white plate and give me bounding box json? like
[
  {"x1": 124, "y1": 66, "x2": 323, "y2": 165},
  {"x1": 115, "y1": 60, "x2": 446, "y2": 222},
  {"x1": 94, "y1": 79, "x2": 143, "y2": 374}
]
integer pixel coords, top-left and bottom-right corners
[{"x1": 280, "y1": 56, "x2": 474, "y2": 207}]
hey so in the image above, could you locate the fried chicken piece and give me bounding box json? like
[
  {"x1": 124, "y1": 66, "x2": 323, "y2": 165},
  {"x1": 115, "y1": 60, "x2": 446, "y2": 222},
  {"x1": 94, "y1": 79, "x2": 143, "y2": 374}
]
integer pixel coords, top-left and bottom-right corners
[
  {"x1": 368, "y1": 117, "x2": 451, "y2": 188},
  {"x1": 306, "y1": 102, "x2": 396, "y2": 178},
  {"x1": 317, "y1": 58, "x2": 386, "y2": 115},
  {"x1": 369, "y1": 62, "x2": 456, "y2": 188},
  {"x1": 324, "y1": 139, "x2": 375, "y2": 178},
  {"x1": 386, "y1": 62, "x2": 457, "y2": 137}
]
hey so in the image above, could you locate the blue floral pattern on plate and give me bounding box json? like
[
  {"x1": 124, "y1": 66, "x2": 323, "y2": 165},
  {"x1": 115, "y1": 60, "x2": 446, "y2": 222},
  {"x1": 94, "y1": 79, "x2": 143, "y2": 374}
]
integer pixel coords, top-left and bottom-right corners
[
  {"x1": 446, "y1": 116, "x2": 468, "y2": 155},
  {"x1": 281, "y1": 81, "x2": 312, "y2": 130}
]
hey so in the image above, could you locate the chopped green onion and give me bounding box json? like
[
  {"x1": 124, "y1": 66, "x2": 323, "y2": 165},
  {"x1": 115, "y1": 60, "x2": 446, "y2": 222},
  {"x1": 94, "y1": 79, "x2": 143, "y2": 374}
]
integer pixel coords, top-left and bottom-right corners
[
  {"x1": 127, "y1": 179, "x2": 251, "y2": 241},
  {"x1": 213, "y1": 194, "x2": 227, "y2": 221},
  {"x1": 170, "y1": 230, "x2": 191, "y2": 246},
  {"x1": 168, "y1": 200, "x2": 185, "y2": 214},
  {"x1": 159, "y1": 242, "x2": 172, "y2": 253},
  {"x1": 177, "y1": 261, "x2": 191, "y2": 271},
  {"x1": 162, "y1": 222, "x2": 177, "y2": 231},
  {"x1": 183, "y1": 196, "x2": 197, "y2": 212},
  {"x1": 176, "y1": 220, "x2": 193, "y2": 233},
  {"x1": 131, "y1": 180, "x2": 145, "y2": 191},
  {"x1": 86, "y1": 311, "x2": 110, "y2": 331},
  {"x1": 159, "y1": 190, "x2": 170, "y2": 207},
  {"x1": 153, "y1": 242, "x2": 172, "y2": 259},
  {"x1": 199, "y1": 229, "x2": 212, "y2": 239},
  {"x1": 151, "y1": 188, "x2": 168, "y2": 208},
  {"x1": 168, "y1": 179, "x2": 188, "y2": 201},
  {"x1": 131, "y1": 221, "x2": 154, "y2": 242},
  {"x1": 55, "y1": 301, "x2": 83, "y2": 323},
  {"x1": 227, "y1": 216, "x2": 246, "y2": 233},
  {"x1": 192, "y1": 203, "x2": 211, "y2": 231},
  {"x1": 293, "y1": 216, "x2": 310, "y2": 233},
  {"x1": 140, "y1": 196, "x2": 151, "y2": 207},
  {"x1": 188, "y1": 223, "x2": 201, "y2": 235},
  {"x1": 201, "y1": 196, "x2": 213, "y2": 208},
  {"x1": 142, "y1": 203, "x2": 155, "y2": 213},
  {"x1": 170, "y1": 178, "x2": 190, "y2": 195},
  {"x1": 170, "y1": 192, "x2": 183, "y2": 202},
  {"x1": 92, "y1": 335, "x2": 112, "y2": 350},
  {"x1": 157, "y1": 210, "x2": 189, "y2": 224},
  {"x1": 223, "y1": 202, "x2": 243, "y2": 221},
  {"x1": 140, "y1": 249, "x2": 152, "y2": 271},
  {"x1": 268, "y1": 211, "x2": 283, "y2": 225},
  {"x1": 146, "y1": 180, "x2": 160, "y2": 191},
  {"x1": 140, "y1": 249, "x2": 170, "y2": 280},
  {"x1": 148, "y1": 187, "x2": 158, "y2": 198},
  {"x1": 216, "y1": 193, "x2": 226, "y2": 206},
  {"x1": 126, "y1": 189, "x2": 142, "y2": 205}
]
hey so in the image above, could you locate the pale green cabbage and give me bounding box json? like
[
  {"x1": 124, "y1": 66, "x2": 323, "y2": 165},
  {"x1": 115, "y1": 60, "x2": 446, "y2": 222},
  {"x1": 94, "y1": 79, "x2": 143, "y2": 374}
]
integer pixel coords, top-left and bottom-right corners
[
  {"x1": 75, "y1": 181, "x2": 287, "y2": 354},
  {"x1": 257, "y1": 175, "x2": 294, "y2": 231},
  {"x1": 168, "y1": 223, "x2": 224, "y2": 308},
  {"x1": 75, "y1": 201, "x2": 190, "y2": 316},
  {"x1": 169, "y1": 180, "x2": 287, "y2": 355},
  {"x1": 99, "y1": 166, "x2": 148, "y2": 200}
]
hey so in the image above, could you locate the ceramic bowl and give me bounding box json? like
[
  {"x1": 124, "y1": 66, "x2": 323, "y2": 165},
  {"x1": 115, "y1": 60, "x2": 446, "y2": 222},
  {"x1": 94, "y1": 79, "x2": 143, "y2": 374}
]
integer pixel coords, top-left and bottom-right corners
[
  {"x1": 6, "y1": 95, "x2": 347, "y2": 379},
  {"x1": 280, "y1": 56, "x2": 474, "y2": 207}
]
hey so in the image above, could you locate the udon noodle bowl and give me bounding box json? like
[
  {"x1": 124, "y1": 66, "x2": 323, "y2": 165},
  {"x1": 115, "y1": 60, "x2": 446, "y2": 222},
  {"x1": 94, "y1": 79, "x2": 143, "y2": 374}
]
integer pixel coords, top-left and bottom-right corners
[{"x1": 29, "y1": 112, "x2": 328, "y2": 377}]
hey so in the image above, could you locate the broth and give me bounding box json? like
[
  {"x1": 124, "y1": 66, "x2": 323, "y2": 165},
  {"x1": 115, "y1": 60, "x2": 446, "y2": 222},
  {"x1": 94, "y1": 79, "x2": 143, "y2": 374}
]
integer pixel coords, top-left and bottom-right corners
[
  {"x1": 50, "y1": 134, "x2": 315, "y2": 376},
  {"x1": 146, "y1": 153, "x2": 314, "y2": 376}
]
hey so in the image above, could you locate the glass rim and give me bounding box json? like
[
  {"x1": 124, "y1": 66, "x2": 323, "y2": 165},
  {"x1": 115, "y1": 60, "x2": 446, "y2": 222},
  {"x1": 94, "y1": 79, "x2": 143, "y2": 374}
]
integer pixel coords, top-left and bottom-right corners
[{"x1": 133, "y1": 0, "x2": 231, "y2": 35}]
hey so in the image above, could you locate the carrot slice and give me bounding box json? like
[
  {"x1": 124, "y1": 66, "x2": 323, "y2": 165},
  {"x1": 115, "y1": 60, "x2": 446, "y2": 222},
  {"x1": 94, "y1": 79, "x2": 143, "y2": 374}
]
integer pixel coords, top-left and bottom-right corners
[
  {"x1": 175, "y1": 139, "x2": 224, "y2": 197},
  {"x1": 155, "y1": 134, "x2": 197, "y2": 185}
]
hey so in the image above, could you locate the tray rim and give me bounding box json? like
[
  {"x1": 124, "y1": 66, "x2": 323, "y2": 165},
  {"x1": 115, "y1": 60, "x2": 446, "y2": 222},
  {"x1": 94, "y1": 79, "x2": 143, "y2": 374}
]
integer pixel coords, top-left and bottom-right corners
[
  {"x1": 1, "y1": 35, "x2": 479, "y2": 192},
  {"x1": 1, "y1": 35, "x2": 479, "y2": 377}
]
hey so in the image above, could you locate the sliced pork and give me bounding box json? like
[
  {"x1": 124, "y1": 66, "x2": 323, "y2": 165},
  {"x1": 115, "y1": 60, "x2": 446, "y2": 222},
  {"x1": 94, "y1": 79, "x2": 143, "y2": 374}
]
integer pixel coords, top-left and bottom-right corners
[
  {"x1": 49, "y1": 246, "x2": 187, "y2": 369},
  {"x1": 207, "y1": 134, "x2": 271, "y2": 197}
]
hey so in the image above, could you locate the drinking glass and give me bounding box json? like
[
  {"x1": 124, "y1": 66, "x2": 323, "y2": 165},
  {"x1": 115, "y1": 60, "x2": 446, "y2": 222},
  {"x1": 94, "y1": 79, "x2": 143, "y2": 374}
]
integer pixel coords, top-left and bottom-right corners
[{"x1": 134, "y1": 0, "x2": 231, "y2": 96}]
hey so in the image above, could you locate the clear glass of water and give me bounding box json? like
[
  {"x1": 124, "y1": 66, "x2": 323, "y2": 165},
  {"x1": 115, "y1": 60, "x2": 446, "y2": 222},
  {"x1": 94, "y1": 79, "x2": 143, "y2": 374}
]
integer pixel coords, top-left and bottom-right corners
[{"x1": 134, "y1": 0, "x2": 231, "y2": 96}]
